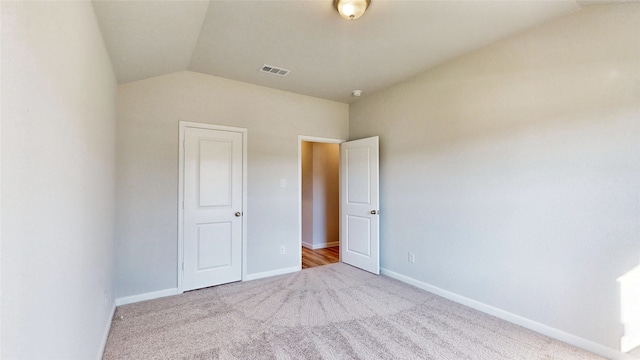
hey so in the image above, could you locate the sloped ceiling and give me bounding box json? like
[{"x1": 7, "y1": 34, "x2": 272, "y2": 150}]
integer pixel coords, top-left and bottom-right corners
[{"x1": 93, "y1": 0, "x2": 583, "y2": 103}]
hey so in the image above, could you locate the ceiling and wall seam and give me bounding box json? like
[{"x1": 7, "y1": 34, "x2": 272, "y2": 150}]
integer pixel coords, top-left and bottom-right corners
[
  {"x1": 186, "y1": 0, "x2": 212, "y2": 72},
  {"x1": 92, "y1": 0, "x2": 582, "y2": 103}
]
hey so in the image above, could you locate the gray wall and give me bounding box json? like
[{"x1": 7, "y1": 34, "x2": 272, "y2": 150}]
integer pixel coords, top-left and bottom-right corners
[
  {"x1": 349, "y1": 4, "x2": 639, "y2": 351},
  {"x1": 116, "y1": 71, "x2": 348, "y2": 297},
  {"x1": 1, "y1": 1, "x2": 117, "y2": 358}
]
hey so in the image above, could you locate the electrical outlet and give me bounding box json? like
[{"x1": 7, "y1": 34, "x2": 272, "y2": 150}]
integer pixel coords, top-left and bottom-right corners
[
  {"x1": 280, "y1": 245, "x2": 286, "y2": 255},
  {"x1": 280, "y1": 178, "x2": 286, "y2": 188},
  {"x1": 103, "y1": 290, "x2": 109, "y2": 308},
  {"x1": 408, "y1": 252, "x2": 415, "y2": 264}
]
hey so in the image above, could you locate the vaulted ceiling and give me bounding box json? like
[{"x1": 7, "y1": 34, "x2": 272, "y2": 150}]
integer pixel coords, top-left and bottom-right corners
[{"x1": 93, "y1": 0, "x2": 588, "y2": 103}]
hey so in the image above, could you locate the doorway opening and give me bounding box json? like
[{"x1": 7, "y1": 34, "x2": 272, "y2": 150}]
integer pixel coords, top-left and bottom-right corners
[{"x1": 298, "y1": 136, "x2": 343, "y2": 269}]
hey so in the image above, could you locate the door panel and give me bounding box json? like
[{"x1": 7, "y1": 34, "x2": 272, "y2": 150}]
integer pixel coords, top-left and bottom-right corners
[
  {"x1": 183, "y1": 127, "x2": 243, "y2": 291},
  {"x1": 346, "y1": 146, "x2": 371, "y2": 204},
  {"x1": 198, "y1": 139, "x2": 233, "y2": 207},
  {"x1": 197, "y1": 222, "x2": 232, "y2": 269},
  {"x1": 341, "y1": 136, "x2": 380, "y2": 274},
  {"x1": 346, "y1": 215, "x2": 371, "y2": 256}
]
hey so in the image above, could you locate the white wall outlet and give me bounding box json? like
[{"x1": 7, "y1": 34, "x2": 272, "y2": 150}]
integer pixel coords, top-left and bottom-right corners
[
  {"x1": 408, "y1": 252, "x2": 416, "y2": 264},
  {"x1": 280, "y1": 178, "x2": 286, "y2": 188},
  {"x1": 280, "y1": 245, "x2": 286, "y2": 255},
  {"x1": 103, "y1": 290, "x2": 109, "y2": 308}
]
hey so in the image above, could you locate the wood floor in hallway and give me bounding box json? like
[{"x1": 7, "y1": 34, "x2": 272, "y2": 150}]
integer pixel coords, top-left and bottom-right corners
[{"x1": 302, "y1": 246, "x2": 339, "y2": 269}]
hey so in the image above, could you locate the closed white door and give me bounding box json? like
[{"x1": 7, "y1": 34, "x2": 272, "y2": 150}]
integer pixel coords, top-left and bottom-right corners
[
  {"x1": 340, "y1": 136, "x2": 380, "y2": 274},
  {"x1": 183, "y1": 127, "x2": 243, "y2": 291}
]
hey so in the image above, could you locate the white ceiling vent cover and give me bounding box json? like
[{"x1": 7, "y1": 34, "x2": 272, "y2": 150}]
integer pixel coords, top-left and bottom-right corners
[{"x1": 259, "y1": 64, "x2": 290, "y2": 77}]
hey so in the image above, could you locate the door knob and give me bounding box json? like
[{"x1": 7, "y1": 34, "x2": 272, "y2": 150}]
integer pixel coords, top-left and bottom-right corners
[
  {"x1": 235, "y1": 212, "x2": 242, "y2": 217},
  {"x1": 370, "y1": 210, "x2": 379, "y2": 215}
]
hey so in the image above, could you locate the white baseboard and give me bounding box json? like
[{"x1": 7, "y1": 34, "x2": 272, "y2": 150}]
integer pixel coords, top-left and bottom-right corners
[
  {"x1": 115, "y1": 288, "x2": 180, "y2": 306},
  {"x1": 244, "y1": 266, "x2": 300, "y2": 281},
  {"x1": 302, "y1": 241, "x2": 339, "y2": 250},
  {"x1": 97, "y1": 302, "x2": 116, "y2": 360},
  {"x1": 113, "y1": 267, "x2": 303, "y2": 305},
  {"x1": 380, "y1": 268, "x2": 633, "y2": 360}
]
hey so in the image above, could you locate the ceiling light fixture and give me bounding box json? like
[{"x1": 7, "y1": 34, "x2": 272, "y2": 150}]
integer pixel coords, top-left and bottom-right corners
[{"x1": 334, "y1": 0, "x2": 370, "y2": 20}]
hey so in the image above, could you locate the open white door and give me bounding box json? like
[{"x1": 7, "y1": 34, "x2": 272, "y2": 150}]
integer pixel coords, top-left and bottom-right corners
[
  {"x1": 182, "y1": 126, "x2": 244, "y2": 291},
  {"x1": 340, "y1": 136, "x2": 380, "y2": 274}
]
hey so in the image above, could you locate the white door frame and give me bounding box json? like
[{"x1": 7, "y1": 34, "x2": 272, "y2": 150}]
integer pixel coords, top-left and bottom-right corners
[
  {"x1": 178, "y1": 121, "x2": 248, "y2": 293},
  {"x1": 297, "y1": 135, "x2": 345, "y2": 269}
]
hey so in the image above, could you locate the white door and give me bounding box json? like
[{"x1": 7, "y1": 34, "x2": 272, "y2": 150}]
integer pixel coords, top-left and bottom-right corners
[
  {"x1": 340, "y1": 136, "x2": 380, "y2": 274},
  {"x1": 183, "y1": 127, "x2": 243, "y2": 291}
]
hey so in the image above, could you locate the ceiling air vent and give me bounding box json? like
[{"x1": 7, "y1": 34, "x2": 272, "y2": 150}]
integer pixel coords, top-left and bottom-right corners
[{"x1": 259, "y1": 64, "x2": 290, "y2": 77}]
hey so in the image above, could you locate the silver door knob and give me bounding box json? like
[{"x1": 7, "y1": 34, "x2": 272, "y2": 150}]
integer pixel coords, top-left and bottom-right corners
[
  {"x1": 235, "y1": 212, "x2": 242, "y2": 217},
  {"x1": 370, "y1": 210, "x2": 378, "y2": 215}
]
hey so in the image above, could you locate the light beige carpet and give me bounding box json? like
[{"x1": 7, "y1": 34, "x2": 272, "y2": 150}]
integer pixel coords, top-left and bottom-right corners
[{"x1": 103, "y1": 263, "x2": 604, "y2": 359}]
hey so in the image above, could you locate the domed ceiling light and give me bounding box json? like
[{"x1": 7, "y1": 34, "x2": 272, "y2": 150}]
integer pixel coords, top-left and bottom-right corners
[{"x1": 334, "y1": 0, "x2": 370, "y2": 20}]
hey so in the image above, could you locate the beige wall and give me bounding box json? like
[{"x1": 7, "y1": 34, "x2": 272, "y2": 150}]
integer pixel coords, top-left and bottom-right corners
[
  {"x1": 350, "y1": 4, "x2": 639, "y2": 352},
  {"x1": 116, "y1": 71, "x2": 348, "y2": 297},
  {"x1": 302, "y1": 142, "x2": 340, "y2": 249},
  {"x1": 312, "y1": 143, "x2": 340, "y2": 248},
  {"x1": 1, "y1": 1, "x2": 117, "y2": 358},
  {"x1": 301, "y1": 141, "x2": 314, "y2": 248}
]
